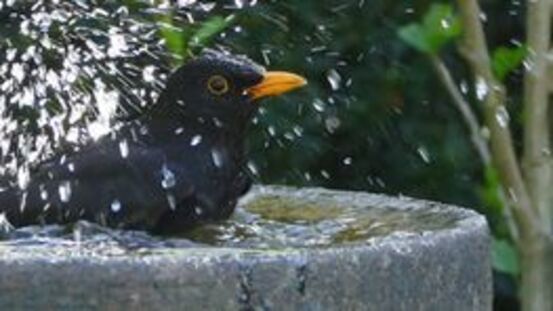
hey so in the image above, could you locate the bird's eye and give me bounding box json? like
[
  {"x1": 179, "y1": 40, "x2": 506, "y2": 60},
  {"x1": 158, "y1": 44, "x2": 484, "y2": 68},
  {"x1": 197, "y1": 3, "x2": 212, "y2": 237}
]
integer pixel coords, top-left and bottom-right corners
[{"x1": 207, "y1": 75, "x2": 230, "y2": 95}]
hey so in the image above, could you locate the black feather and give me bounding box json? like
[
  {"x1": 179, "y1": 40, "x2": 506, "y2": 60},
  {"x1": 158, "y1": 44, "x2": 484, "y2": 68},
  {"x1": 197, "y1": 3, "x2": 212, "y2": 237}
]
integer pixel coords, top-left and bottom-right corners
[{"x1": 0, "y1": 51, "x2": 265, "y2": 233}]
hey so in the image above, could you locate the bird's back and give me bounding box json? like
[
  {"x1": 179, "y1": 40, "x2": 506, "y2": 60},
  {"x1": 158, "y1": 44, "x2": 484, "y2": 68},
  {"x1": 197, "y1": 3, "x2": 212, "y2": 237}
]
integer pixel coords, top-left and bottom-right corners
[{"x1": 0, "y1": 118, "x2": 250, "y2": 233}]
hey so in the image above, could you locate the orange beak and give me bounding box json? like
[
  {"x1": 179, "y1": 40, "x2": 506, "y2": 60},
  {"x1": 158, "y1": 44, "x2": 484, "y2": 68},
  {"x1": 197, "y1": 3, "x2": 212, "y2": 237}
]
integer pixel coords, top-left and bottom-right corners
[{"x1": 247, "y1": 71, "x2": 307, "y2": 100}]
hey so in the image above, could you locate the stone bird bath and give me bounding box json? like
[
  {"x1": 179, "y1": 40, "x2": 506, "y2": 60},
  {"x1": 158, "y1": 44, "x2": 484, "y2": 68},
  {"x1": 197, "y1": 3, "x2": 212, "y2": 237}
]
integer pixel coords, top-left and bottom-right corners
[{"x1": 0, "y1": 186, "x2": 491, "y2": 310}]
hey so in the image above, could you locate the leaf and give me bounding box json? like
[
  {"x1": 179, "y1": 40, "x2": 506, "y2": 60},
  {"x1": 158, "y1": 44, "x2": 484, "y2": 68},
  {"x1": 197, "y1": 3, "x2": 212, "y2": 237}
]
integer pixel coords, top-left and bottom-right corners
[
  {"x1": 159, "y1": 14, "x2": 187, "y2": 58},
  {"x1": 398, "y1": 24, "x2": 431, "y2": 53},
  {"x1": 189, "y1": 15, "x2": 235, "y2": 48},
  {"x1": 422, "y1": 4, "x2": 462, "y2": 52},
  {"x1": 492, "y1": 238, "x2": 519, "y2": 276},
  {"x1": 480, "y1": 165, "x2": 512, "y2": 239},
  {"x1": 157, "y1": 14, "x2": 233, "y2": 66},
  {"x1": 482, "y1": 165, "x2": 503, "y2": 215},
  {"x1": 492, "y1": 45, "x2": 528, "y2": 81},
  {"x1": 398, "y1": 4, "x2": 461, "y2": 54}
]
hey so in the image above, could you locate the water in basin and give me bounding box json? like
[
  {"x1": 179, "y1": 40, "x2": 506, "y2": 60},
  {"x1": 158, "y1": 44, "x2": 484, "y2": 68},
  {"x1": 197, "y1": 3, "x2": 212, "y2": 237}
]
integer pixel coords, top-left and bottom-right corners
[{"x1": 0, "y1": 188, "x2": 464, "y2": 255}]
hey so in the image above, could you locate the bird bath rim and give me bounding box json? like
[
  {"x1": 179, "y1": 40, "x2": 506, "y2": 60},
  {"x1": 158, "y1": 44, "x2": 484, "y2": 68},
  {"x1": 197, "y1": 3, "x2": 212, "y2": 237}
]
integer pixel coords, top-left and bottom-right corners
[
  {"x1": 0, "y1": 185, "x2": 488, "y2": 262},
  {"x1": 0, "y1": 185, "x2": 491, "y2": 311}
]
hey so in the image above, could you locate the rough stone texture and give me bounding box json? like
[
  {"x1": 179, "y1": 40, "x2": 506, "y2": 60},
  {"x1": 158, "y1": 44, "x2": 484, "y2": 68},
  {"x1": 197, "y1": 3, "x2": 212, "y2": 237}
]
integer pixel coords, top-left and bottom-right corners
[{"x1": 0, "y1": 186, "x2": 491, "y2": 310}]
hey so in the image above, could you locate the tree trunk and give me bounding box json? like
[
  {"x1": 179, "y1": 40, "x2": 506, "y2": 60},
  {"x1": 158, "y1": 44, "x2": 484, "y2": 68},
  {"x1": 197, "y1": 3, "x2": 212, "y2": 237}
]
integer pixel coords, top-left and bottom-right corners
[{"x1": 519, "y1": 235, "x2": 553, "y2": 311}]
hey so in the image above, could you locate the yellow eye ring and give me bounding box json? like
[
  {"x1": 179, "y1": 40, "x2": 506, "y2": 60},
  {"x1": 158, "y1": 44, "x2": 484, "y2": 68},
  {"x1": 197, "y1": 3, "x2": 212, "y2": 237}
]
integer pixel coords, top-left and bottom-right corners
[{"x1": 207, "y1": 75, "x2": 230, "y2": 95}]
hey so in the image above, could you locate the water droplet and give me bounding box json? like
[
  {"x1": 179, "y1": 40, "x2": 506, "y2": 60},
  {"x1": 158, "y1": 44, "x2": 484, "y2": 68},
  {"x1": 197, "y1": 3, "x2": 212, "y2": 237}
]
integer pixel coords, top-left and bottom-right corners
[
  {"x1": 58, "y1": 181, "x2": 72, "y2": 203},
  {"x1": 234, "y1": 0, "x2": 244, "y2": 9},
  {"x1": 40, "y1": 189, "x2": 48, "y2": 201},
  {"x1": 167, "y1": 194, "x2": 177, "y2": 210},
  {"x1": 267, "y1": 126, "x2": 276, "y2": 137},
  {"x1": 284, "y1": 132, "x2": 295, "y2": 141},
  {"x1": 523, "y1": 59, "x2": 535, "y2": 72},
  {"x1": 417, "y1": 147, "x2": 431, "y2": 163},
  {"x1": 161, "y1": 164, "x2": 176, "y2": 189},
  {"x1": 343, "y1": 157, "x2": 352, "y2": 165},
  {"x1": 247, "y1": 161, "x2": 259, "y2": 176},
  {"x1": 190, "y1": 135, "x2": 202, "y2": 146},
  {"x1": 0, "y1": 213, "x2": 14, "y2": 233},
  {"x1": 211, "y1": 149, "x2": 223, "y2": 168},
  {"x1": 39, "y1": 184, "x2": 48, "y2": 201},
  {"x1": 6, "y1": 49, "x2": 17, "y2": 62},
  {"x1": 459, "y1": 80, "x2": 468, "y2": 94},
  {"x1": 475, "y1": 77, "x2": 488, "y2": 101},
  {"x1": 119, "y1": 140, "x2": 129, "y2": 158},
  {"x1": 479, "y1": 12, "x2": 487, "y2": 22},
  {"x1": 495, "y1": 106, "x2": 510, "y2": 128},
  {"x1": 293, "y1": 126, "x2": 304, "y2": 137},
  {"x1": 325, "y1": 117, "x2": 341, "y2": 133},
  {"x1": 177, "y1": 0, "x2": 197, "y2": 7},
  {"x1": 73, "y1": 226, "x2": 82, "y2": 245},
  {"x1": 212, "y1": 117, "x2": 223, "y2": 128},
  {"x1": 17, "y1": 166, "x2": 30, "y2": 189},
  {"x1": 107, "y1": 29, "x2": 128, "y2": 58},
  {"x1": 19, "y1": 191, "x2": 28, "y2": 213},
  {"x1": 11, "y1": 63, "x2": 25, "y2": 83},
  {"x1": 194, "y1": 206, "x2": 203, "y2": 215},
  {"x1": 111, "y1": 199, "x2": 122, "y2": 213},
  {"x1": 313, "y1": 98, "x2": 325, "y2": 112},
  {"x1": 142, "y1": 65, "x2": 156, "y2": 83},
  {"x1": 326, "y1": 69, "x2": 341, "y2": 91},
  {"x1": 261, "y1": 49, "x2": 271, "y2": 65}
]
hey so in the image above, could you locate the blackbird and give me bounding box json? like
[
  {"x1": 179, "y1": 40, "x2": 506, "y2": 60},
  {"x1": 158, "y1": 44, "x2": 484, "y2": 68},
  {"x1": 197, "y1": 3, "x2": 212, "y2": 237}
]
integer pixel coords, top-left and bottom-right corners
[{"x1": 0, "y1": 49, "x2": 306, "y2": 234}]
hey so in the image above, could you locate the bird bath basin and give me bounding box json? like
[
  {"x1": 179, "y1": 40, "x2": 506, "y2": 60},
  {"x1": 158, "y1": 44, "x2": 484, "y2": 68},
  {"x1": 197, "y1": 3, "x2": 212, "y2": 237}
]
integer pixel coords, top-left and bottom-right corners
[{"x1": 0, "y1": 186, "x2": 491, "y2": 310}]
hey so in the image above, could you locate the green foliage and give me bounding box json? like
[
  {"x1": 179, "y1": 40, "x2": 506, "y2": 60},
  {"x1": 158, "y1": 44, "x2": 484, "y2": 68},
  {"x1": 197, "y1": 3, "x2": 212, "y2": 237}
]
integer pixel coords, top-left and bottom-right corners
[
  {"x1": 159, "y1": 14, "x2": 234, "y2": 64},
  {"x1": 159, "y1": 14, "x2": 187, "y2": 60},
  {"x1": 492, "y1": 45, "x2": 528, "y2": 81},
  {"x1": 480, "y1": 166, "x2": 511, "y2": 236},
  {"x1": 492, "y1": 238, "x2": 519, "y2": 276},
  {"x1": 398, "y1": 24, "x2": 430, "y2": 53},
  {"x1": 482, "y1": 166, "x2": 502, "y2": 212},
  {"x1": 398, "y1": 3, "x2": 462, "y2": 54},
  {"x1": 190, "y1": 15, "x2": 235, "y2": 48},
  {"x1": 225, "y1": 0, "x2": 483, "y2": 210}
]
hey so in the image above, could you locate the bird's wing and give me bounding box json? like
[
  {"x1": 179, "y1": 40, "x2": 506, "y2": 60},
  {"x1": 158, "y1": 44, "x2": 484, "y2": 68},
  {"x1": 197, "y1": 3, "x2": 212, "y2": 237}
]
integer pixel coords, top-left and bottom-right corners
[
  {"x1": 34, "y1": 138, "x2": 159, "y2": 180},
  {"x1": 6, "y1": 137, "x2": 195, "y2": 230}
]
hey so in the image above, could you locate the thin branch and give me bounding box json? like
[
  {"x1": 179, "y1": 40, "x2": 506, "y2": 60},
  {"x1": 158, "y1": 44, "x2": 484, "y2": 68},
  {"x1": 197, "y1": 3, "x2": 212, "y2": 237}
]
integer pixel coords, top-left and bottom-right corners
[
  {"x1": 430, "y1": 55, "x2": 491, "y2": 165},
  {"x1": 522, "y1": 0, "x2": 553, "y2": 232},
  {"x1": 455, "y1": 0, "x2": 537, "y2": 241},
  {"x1": 548, "y1": 49, "x2": 553, "y2": 93},
  {"x1": 430, "y1": 55, "x2": 520, "y2": 239}
]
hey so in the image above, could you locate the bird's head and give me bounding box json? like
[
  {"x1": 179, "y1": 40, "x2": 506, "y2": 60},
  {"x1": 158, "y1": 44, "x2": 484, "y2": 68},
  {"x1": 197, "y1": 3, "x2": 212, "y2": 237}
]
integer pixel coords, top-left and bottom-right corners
[{"x1": 155, "y1": 49, "x2": 306, "y2": 129}]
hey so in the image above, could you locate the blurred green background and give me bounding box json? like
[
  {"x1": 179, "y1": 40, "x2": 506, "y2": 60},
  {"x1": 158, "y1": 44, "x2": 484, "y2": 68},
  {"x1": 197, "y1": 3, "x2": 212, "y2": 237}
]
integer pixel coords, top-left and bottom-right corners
[{"x1": 219, "y1": 1, "x2": 522, "y2": 309}]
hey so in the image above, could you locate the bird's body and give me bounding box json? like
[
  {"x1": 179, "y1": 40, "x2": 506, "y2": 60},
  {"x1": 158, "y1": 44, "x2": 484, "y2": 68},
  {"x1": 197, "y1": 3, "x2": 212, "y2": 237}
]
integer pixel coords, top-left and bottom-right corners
[{"x1": 0, "y1": 50, "x2": 306, "y2": 233}]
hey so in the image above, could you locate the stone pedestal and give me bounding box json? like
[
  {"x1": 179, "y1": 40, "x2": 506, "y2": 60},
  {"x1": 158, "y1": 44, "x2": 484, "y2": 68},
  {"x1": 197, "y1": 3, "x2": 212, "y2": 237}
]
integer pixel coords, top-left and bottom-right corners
[{"x1": 0, "y1": 186, "x2": 491, "y2": 310}]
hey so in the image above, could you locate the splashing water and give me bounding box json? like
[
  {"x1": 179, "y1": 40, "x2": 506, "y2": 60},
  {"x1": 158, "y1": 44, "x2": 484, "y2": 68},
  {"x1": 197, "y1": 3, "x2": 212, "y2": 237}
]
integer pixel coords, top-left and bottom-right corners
[
  {"x1": 0, "y1": 1, "x2": 212, "y2": 189},
  {"x1": 58, "y1": 181, "x2": 72, "y2": 203},
  {"x1": 190, "y1": 134, "x2": 202, "y2": 146},
  {"x1": 110, "y1": 199, "x2": 122, "y2": 213},
  {"x1": 0, "y1": 0, "x2": 356, "y2": 207},
  {"x1": 161, "y1": 164, "x2": 176, "y2": 189}
]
